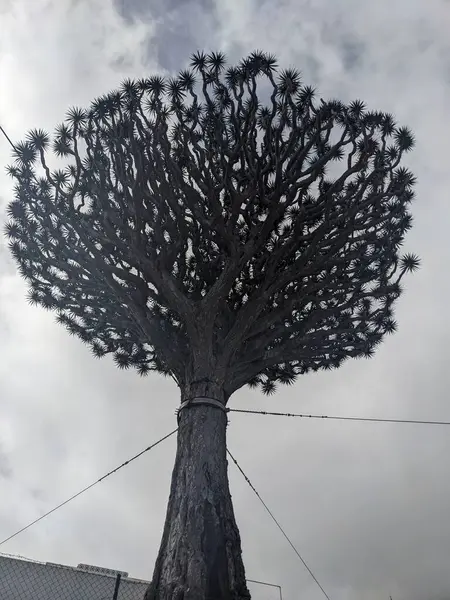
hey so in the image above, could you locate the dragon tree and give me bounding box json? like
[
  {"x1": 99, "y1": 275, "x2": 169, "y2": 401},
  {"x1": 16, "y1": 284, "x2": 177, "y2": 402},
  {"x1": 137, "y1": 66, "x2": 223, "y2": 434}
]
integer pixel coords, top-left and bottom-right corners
[{"x1": 5, "y1": 51, "x2": 419, "y2": 599}]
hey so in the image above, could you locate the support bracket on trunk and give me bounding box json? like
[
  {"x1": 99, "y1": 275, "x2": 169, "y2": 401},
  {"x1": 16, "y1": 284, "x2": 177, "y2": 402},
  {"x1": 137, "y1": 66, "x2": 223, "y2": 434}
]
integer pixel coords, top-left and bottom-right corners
[{"x1": 176, "y1": 397, "x2": 230, "y2": 424}]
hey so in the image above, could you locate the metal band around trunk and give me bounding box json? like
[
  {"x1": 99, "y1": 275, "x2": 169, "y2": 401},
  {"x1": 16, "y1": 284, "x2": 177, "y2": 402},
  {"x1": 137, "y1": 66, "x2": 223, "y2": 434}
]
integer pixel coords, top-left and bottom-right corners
[{"x1": 176, "y1": 397, "x2": 230, "y2": 422}]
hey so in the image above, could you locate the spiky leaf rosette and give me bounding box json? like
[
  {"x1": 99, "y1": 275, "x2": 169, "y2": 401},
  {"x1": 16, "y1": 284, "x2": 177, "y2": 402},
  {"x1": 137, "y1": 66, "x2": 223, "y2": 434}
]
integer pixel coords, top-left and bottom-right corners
[{"x1": 5, "y1": 51, "x2": 419, "y2": 396}]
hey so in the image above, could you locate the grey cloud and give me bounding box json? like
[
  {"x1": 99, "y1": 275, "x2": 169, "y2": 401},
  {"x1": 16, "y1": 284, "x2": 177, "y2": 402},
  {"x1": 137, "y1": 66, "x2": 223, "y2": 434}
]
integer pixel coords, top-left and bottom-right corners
[
  {"x1": 113, "y1": 0, "x2": 219, "y2": 72},
  {"x1": 0, "y1": 446, "x2": 12, "y2": 480}
]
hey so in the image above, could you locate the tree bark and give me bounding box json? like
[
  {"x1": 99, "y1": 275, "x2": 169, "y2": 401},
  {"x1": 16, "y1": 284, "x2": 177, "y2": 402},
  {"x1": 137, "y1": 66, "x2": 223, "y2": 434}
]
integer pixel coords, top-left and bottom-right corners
[{"x1": 145, "y1": 389, "x2": 251, "y2": 600}]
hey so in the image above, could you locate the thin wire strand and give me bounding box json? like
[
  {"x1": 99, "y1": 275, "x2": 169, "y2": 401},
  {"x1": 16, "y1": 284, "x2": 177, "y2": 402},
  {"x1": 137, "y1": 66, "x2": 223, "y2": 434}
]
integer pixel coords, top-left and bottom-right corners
[
  {"x1": 229, "y1": 408, "x2": 450, "y2": 426},
  {"x1": 0, "y1": 429, "x2": 177, "y2": 547},
  {"x1": 0, "y1": 124, "x2": 15, "y2": 149},
  {"x1": 227, "y1": 448, "x2": 331, "y2": 600}
]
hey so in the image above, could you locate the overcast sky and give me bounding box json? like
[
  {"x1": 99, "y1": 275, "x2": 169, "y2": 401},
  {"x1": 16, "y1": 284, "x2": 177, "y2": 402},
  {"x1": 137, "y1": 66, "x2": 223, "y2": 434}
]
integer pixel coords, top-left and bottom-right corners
[{"x1": 1, "y1": 1, "x2": 450, "y2": 599}]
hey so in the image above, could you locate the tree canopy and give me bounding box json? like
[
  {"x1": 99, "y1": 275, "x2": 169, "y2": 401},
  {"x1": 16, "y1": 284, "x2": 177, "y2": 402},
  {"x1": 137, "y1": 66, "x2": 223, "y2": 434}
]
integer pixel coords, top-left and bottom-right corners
[{"x1": 5, "y1": 50, "x2": 419, "y2": 397}]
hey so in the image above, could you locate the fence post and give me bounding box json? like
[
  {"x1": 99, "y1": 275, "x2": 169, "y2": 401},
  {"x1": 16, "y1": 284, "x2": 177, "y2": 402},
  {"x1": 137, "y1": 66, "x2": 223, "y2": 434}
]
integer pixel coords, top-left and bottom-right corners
[
  {"x1": 246, "y1": 578, "x2": 283, "y2": 600},
  {"x1": 112, "y1": 573, "x2": 122, "y2": 600}
]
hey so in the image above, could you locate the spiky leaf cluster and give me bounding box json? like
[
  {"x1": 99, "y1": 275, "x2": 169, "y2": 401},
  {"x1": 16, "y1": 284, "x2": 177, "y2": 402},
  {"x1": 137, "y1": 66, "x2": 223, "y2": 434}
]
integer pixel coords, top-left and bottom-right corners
[{"x1": 5, "y1": 51, "x2": 419, "y2": 396}]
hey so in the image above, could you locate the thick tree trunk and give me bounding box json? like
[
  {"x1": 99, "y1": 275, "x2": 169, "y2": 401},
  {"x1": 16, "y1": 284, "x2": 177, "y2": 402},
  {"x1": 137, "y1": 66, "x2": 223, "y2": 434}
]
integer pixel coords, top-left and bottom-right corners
[{"x1": 145, "y1": 388, "x2": 250, "y2": 600}]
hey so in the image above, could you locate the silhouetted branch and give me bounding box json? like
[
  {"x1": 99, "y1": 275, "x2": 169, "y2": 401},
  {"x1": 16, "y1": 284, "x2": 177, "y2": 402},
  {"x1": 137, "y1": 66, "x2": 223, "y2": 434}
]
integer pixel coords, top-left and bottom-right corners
[{"x1": 5, "y1": 51, "x2": 419, "y2": 396}]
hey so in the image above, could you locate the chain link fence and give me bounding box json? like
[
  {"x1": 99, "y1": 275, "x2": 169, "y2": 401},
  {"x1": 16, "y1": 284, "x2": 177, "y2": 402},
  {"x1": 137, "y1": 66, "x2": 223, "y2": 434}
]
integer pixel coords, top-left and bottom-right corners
[
  {"x1": 0, "y1": 554, "x2": 148, "y2": 600},
  {"x1": 0, "y1": 553, "x2": 283, "y2": 599}
]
